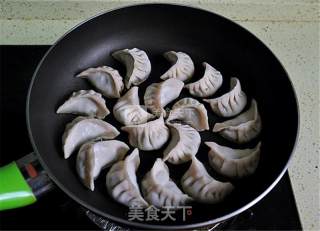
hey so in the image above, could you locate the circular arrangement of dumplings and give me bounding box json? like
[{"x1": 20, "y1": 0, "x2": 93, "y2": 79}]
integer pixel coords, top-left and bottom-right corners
[{"x1": 56, "y1": 48, "x2": 262, "y2": 209}]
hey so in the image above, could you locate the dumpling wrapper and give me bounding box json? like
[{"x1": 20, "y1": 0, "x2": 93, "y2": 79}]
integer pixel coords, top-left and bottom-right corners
[
  {"x1": 62, "y1": 116, "x2": 120, "y2": 159},
  {"x1": 213, "y1": 99, "x2": 262, "y2": 144},
  {"x1": 76, "y1": 140, "x2": 129, "y2": 191},
  {"x1": 166, "y1": 97, "x2": 209, "y2": 131},
  {"x1": 112, "y1": 48, "x2": 151, "y2": 89},
  {"x1": 56, "y1": 90, "x2": 109, "y2": 119},
  {"x1": 185, "y1": 62, "x2": 223, "y2": 98},
  {"x1": 163, "y1": 123, "x2": 201, "y2": 164},
  {"x1": 142, "y1": 158, "x2": 193, "y2": 208},
  {"x1": 113, "y1": 86, "x2": 154, "y2": 125},
  {"x1": 205, "y1": 141, "x2": 261, "y2": 178},
  {"x1": 181, "y1": 156, "x2": 234, "y2": 204},
  {"x1": 76, "y1": 66, "x2": 124, "y2": 98},
  {"x1": 204, "y1": 77, "x2": 247, "y2": 117},
  {"x1": 160, "y1": 51, "x2": 194, "y2": 82},
  {"x1": 106, "y1": 148, "x2": 149, "y2": 208},
  {"x1": 144, "y1": 78, "x2": 184, "y2": 117},
  {"x1": 121, "y1": 115, "x2": 169, "y2": 151}
]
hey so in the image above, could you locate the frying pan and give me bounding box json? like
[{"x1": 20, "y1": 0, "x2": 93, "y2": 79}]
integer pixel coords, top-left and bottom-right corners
[{"x1": 0, "y1": 3, "x2": 299, "y2": 229}]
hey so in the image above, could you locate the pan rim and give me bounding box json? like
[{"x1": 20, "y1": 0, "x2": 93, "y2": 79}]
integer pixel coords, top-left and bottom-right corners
[{"x1": 26, "y1": 2, "x2": 300, "y2": 229}]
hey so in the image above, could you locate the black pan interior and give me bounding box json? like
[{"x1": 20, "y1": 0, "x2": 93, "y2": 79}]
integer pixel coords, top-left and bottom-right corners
[{"x1": 27, "y1": 4, "x2": 299, "y2": 229}]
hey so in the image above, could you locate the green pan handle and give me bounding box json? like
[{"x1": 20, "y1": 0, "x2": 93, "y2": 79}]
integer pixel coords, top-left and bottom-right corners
[
  {"x1": 0, "y1": 162, "x2": 36, "y2": 210},
  {"x1": 0, "y1": 153, "x2": 54, "y2": 211}
]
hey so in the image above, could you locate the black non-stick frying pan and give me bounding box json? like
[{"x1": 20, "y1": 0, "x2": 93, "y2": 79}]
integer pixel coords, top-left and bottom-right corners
[{"x1": 0, "y1": 3, "x2": 299, "y2": 229}]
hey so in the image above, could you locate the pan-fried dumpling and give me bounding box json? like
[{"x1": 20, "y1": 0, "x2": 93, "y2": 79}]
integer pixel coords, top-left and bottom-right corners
[
  {"x1": 142, "y1": 159, "x2": 193, "y2": 208},
  {"x1": 144, "y1": 79, "x2": 184, "y2": 117},
  {"x1": 213, "y1": 99, "x2": 262, "y2": 144},
  {"x1": 76, "y1": 140, "x2": 129, "y2": 191},
  {"x1": 121, "y1": 116, "x2": 169, "y2": 151},
  {"x1": 163, "y1": 123, "x2": 201, "y2": 164},
  {"x1": 166, "y1": 98, "x2": 209, "y2": 131},
  {"x1": 112, "y1": 48, "x2": 151, "y2": 89},
  {"x1": 56, "y1": 90, "x2": 109, "y2": 119},
  {"x1": 203, "y1": 77, "x2": 247, "y2": 117},
  {"x1": 185, "y1": 62, "x2": 223, "y2": 97},
  {"x1": 106, "y1": 148, "x2": 148, "y2": 207},
  {"x1": 160, "y1": 51, "x2": 194, "y2": 82},
  {"x1": 205, "y1": 141, "x2": 261, "y2": 178},
  {"x1": 76, "y1": 66, "x2": 124, "y2": 98},
  {"x1": 62, "y1": 117, "x2": 120, "y2": 159},
  {"x1": 181, "y1": 156, "x2": 234, "y2": 204},
  {"x1": 113, "y1": 87, "x2": 155, "y2": 125}
]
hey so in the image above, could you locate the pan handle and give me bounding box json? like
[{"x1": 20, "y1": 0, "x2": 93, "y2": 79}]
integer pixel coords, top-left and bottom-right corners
[{"x1": 0, "y1": 153, "x2": 55, "y2": 211}]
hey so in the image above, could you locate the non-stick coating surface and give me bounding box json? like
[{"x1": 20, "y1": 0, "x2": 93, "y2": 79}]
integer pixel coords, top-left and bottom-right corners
[{"x1": 27, "y1": 4, "x2": 299, "y2": 229}]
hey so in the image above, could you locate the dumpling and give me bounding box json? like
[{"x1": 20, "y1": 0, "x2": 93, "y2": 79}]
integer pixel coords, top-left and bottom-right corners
[
  {"x1": 184, "y1": 62, "x2": 223, "y2": 97},
  {"x1": 56, "y1": 90, "x2": 109, "y2": 119},
  {"x1": 121, "y1": 116, "x2": 169, "y2": 151},
  {"x1": 160, "y1": 51, "x2": 194, "y2": 82},
  {"x1": 113, "y1": 86, "x2": 154, "y2": 125},
  {"x1": 112, "y1": 48, "x2": 151, "y2": 89},
  {"x1": 213, "y1": 99, "x2": 262, "y2": 144},
  {"x1": 76, "y1": 66, "x2": 124, "y2": 98},
  {"x1": 163, "y1": 123, "x2": 201, "y2": 164},
  {"x1": 142, "y1": 158, "x2": 193, "y2": 208},
  {"x1": 166, "y1": 98, "x2": 209, "y2": 131},
  {"x1": 62, "y1": 117, "x2": 120, "y2": 159},
  {"x1": 106, "y1": 148, "x2": 148, "y2": 207},
  {"x1": 76, "y1": 140, "x2": 129, "y2": 191},
  {"x1": 144, "y1": 78, "x2": 184, "y2": 117},
  {"x1": 203, "y1": 77, "x2": 247, "y2": 117},
  {"x1": 181, "y1": 156, "x2": 234, "y2": 204},
  {"x1": 205, "y1": 141, "x2": 261, "y2": 178}
]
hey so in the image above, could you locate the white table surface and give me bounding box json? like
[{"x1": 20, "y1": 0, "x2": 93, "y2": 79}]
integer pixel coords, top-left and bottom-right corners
[{"x1": 1, "y1": 0, "x2": 319, "y2": 230}]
